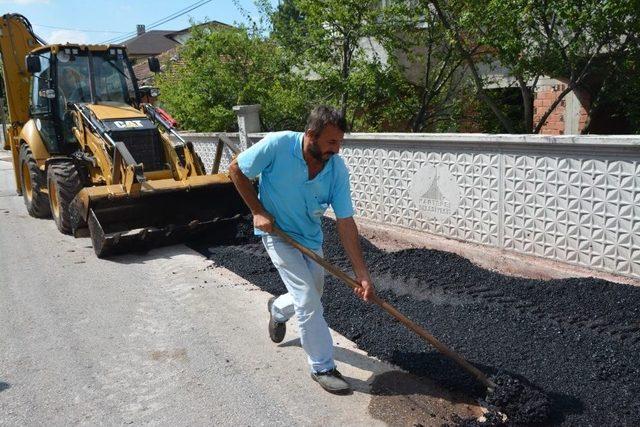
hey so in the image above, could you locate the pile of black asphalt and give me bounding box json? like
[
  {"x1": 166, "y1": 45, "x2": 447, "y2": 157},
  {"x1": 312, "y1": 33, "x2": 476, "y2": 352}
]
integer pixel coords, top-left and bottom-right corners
[{"x1": 193, "y1": 217, "x2": 640, "y2": 426}]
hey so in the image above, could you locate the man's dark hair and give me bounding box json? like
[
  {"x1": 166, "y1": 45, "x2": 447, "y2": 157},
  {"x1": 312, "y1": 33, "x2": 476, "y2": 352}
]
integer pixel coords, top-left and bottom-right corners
[{"x1": 305, "y1": 105, "x2": 348, "y2": 137}]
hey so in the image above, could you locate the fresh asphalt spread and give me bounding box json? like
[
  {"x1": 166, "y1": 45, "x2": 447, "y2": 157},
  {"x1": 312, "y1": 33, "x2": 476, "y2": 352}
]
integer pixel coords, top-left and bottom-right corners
[{"x1": 194, "y1": 217, "x2": 640, "y2": 426}]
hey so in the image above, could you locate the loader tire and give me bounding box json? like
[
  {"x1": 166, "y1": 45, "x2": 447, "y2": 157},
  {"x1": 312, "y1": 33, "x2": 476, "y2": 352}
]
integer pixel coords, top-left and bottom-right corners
[
  {"x1": 47, "y1": 161, "x2": 84, "y2": 234},
  {"x1": 18, "y1": 144, "x2": 51, "y2": 218}
]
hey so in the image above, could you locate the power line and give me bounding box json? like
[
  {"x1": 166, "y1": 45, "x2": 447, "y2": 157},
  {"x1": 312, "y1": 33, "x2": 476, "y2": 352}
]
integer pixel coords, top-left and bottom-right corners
[
  {"x1": 100, "y1": 0, "x2": 213, "y2": 44},
  {"x1": 145, "y1": 0, "x2": 212, "y2": 30},
  {"x1": 101, "y1": 0, "x2": 210, "y2": 43},
  {"x1": 34, "y1": 23, "x2": 127, "y2": 34}
]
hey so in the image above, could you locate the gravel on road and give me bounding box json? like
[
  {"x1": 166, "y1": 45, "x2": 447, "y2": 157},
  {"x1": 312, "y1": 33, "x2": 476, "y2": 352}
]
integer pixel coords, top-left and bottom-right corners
[{"x1": 196, "y1": 217, "x2": 640, "y2": 426}]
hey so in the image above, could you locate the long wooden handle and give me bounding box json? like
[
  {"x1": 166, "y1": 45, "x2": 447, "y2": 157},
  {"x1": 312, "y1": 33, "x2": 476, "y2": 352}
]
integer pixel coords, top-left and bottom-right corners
[{"x1": 271, "y1": 226, "x2": 496, "y2": 391}]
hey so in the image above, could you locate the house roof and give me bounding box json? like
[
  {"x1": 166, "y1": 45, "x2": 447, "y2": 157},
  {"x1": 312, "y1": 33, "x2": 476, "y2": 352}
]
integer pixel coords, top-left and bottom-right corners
[
  {"x1": 123, "y1": 21, "x2": 234, "y2": 57},
  {"x1": 123, "y1": 30, "x2": 179, "y2": 56},
  {"x1": 133, "y1": 46, "x2": 181, "y2": 84},
  {"x1": 166, "y1": 20, "x2": 232, "y2": 40}
]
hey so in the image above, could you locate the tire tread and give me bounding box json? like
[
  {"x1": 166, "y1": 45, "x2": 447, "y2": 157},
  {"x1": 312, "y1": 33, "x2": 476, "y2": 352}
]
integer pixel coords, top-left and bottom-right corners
[
  {"x1": 47, "y1": 160, "x2": 84, "y2": 234},
  {"x1": 18, "y1": 144, "x2": 51, "y2": 218}
]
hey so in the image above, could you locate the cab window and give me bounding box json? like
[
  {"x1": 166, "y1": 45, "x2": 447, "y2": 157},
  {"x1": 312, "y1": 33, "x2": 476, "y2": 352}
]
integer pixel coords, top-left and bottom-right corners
[{"x1": 57, "y1": 55, "x2": 91, "y2": 105}]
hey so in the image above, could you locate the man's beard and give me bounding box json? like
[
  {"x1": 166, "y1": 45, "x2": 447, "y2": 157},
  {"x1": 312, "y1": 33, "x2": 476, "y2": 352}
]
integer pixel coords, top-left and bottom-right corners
[{"x1": 309, "y1": 140, "x2": 333, "y2": 162}]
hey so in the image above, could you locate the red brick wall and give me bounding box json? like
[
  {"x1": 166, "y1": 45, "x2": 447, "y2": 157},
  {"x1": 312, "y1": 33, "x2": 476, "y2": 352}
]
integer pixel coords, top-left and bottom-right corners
[
  {"x1": 533, "y1": 82, "x2": 591, "y2": 134},
  {"x1": 533, "y1": 84, "x2": 566, "y2": 134}
]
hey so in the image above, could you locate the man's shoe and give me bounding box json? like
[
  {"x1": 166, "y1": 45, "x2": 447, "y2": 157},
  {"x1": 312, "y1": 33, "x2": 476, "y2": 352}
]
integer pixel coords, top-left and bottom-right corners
[
  {"x1": 311, "y1": 368, "x2": 352, "y2": 394},
  {"x1": 267, "y1": 296, "x2": 286, "y2": 343}
]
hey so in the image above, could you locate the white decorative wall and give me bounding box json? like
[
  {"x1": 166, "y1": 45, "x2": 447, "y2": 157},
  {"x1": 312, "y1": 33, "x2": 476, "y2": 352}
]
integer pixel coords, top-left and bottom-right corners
[{"x1": 181, "y1": 132, "x2": 640, "y2": 280}]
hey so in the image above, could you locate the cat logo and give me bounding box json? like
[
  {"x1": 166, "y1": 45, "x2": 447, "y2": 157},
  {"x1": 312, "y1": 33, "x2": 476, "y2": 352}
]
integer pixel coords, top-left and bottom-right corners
[{"x1": 113, "y1": 120, "x2": 144, "y2": 129}]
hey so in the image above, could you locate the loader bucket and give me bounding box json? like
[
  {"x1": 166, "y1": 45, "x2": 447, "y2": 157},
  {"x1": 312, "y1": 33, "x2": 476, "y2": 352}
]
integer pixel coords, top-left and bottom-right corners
[{"x1": 71, "y1": 176, "x2": 249, "y2": 258}]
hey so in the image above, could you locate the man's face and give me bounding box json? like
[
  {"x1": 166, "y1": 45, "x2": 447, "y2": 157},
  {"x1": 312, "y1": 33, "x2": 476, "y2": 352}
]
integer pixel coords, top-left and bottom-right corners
[
  {"x1": 62, "y1": 70, "x2": 74, "y2": 85},
  {"x1": 306, "y1": 124, "x2": 344, "y2": 162}
]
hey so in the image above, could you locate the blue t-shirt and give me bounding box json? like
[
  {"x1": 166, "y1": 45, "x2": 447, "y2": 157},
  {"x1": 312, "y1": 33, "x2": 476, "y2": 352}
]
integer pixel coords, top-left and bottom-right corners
[{"x1": 237, "y1": 131, "x2": 354, "y2": 250}]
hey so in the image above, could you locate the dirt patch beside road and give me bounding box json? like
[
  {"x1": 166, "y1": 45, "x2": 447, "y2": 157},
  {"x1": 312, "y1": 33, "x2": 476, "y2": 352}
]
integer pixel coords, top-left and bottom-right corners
[{"x1": 195, "y1": 217, "x2": 640, "y2": 426}]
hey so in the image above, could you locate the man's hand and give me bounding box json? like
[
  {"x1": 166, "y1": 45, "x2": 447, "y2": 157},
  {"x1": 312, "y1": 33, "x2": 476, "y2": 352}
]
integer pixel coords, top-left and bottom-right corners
[
  {"x1": 354, "y1": 277, "x2": 375, "y2": 302},
  {"x1": 229, "y1": 159, "x2": 272, "y2": 231},
  {"x1": 254, "y1": 210, "x2": 274, "y2": 233}
]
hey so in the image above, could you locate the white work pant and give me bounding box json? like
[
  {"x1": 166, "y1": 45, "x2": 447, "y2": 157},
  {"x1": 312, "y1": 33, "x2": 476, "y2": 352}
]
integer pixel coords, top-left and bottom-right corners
[{"x1": 262, "y1": 235, "x2": 335, "y2": 373}]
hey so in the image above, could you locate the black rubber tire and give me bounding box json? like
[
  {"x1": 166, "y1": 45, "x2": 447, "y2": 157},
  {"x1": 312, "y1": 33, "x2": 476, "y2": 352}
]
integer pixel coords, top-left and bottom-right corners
[
  {"x1": 18, "y1": 144, "x2": 51, "y2": 218},
  {"x1": 47, "y1": 161, "x2": 84, "y2": 234}
]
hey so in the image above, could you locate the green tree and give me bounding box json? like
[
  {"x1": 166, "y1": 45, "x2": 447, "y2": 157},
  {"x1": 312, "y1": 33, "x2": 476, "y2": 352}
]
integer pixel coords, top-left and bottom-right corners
[
  {"x1": 269, "y1": 0, "x2": 308, "y2": 58},
  {"x1": 429, "y1": 0, "x2": 640, "y2": 133},
  {"x1": 157, "y1": 24, "x2": 311, "y2": 132},
  {"x1": 345, "y1": 56, "x2": 411, "y2": 131},
  {"x1": 267, "y1": 0, "x2": 430, "y2": 131},
  {"x1": 270, "y1": 0, "x2": 389, "y2": 119},
  {"x1": 380, "y1": 3, "x2": 468, "y2": 132}
]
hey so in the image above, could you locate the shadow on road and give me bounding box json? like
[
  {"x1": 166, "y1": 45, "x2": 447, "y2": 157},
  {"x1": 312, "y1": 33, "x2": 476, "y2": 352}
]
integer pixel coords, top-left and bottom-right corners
[
  {"x1": 0, "y1": 382, "x2": 10, "y2": 392},
  {"x1": 76, "y1": 218, "x2": 245, "y2": 264},
  {"x1": 280, "y1": 336, "x2": 478, "y2": 398},
  {"x1": 278, "y1": 337, "x2": 483, "y2": 423},
  {"x1": 98, "y1": 236, "x2": 235, "y2": 265}
]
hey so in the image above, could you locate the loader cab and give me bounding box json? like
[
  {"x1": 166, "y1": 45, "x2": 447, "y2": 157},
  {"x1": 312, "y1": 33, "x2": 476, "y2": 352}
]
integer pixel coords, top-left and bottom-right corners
[{"x1": 26, "y1": 45, "x2": 140, "y2": 154}]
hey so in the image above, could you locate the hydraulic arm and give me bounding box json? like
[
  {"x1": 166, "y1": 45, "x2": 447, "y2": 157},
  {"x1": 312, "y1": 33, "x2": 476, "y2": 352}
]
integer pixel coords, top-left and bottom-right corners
[{"x1": 0, "y1": 14, "x2": 44, "y2": 147}]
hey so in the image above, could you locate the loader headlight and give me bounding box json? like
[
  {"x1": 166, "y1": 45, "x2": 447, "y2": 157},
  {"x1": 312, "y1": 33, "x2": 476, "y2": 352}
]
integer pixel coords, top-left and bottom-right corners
[
  {"x1": 38, "y1": 89, "x2": 56, "y2": 99},
  {"x1": 57, "y1": 50, "x2": 70, "y2": 63}
]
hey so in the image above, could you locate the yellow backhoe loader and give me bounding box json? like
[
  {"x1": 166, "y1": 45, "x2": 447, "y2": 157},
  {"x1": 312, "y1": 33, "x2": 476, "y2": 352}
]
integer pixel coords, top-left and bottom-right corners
[{"x1": 0, "y1": 14, "x2": 247, "y2": 257}]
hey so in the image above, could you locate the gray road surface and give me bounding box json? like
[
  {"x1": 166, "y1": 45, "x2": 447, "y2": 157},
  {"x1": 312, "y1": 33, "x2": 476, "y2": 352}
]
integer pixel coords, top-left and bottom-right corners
[{"x1": 0, "y1": 155, "x2": 479, "y2": 425}]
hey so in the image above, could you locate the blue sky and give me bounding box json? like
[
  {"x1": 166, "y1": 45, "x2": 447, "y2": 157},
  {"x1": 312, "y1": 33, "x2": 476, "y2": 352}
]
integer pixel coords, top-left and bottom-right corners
[{"x1": 0, "y1": 0, "x2": 276, "y2": 44}]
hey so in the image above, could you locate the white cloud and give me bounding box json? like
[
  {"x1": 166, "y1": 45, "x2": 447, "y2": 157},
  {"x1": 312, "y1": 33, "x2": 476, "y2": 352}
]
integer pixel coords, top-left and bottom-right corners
[
  {"x1": 48, "y1": 29, "x2": 89, "y2": 44},
  {"x1": 0, "y1": 0, "x2": 50, "y2": 4}
]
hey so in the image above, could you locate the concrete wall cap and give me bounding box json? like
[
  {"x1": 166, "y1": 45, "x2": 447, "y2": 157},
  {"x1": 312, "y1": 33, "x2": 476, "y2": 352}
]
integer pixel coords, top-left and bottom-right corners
[
  {"x1": 232, "y1": 104, "x2": 262, "y2": 114},
  {"x1": 178, "y1": 132, "x2": 240, "y2": 138},
  {"x1": 263, "y1": 132, "x2": 638, "y2": 147},
  {"x1": 181, "y1": 131, "x2": 639, "y2": 148}
]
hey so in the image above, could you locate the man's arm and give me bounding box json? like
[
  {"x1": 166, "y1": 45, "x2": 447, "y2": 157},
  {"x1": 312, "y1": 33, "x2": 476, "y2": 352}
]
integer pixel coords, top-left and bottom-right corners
[
  {"x1": 336, "y1": 216, "x2": 375, "y2": 302},
  {"x1": 229, "y1": 159, "x2": 274, "y2": 233}
]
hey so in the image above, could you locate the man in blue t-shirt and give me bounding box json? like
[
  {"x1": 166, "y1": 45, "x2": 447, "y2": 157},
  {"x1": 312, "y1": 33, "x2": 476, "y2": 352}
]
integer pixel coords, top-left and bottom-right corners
[{"x1": 229, "y1": 106, "x2": 374, "y2": 394}]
